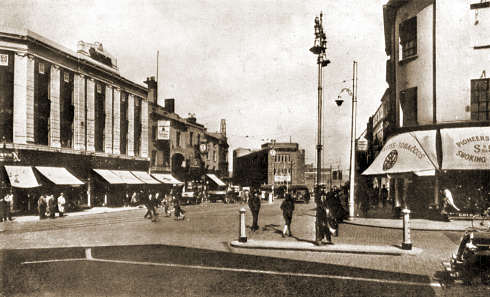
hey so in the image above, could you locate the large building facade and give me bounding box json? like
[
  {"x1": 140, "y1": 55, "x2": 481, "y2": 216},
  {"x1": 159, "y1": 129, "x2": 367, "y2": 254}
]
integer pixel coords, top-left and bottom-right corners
[
  {"x1": 233, "y1": 142, "x2": 305, "y2": 188},
  {"x1": 0, "y1": 27, "x2": 229, "y2": 212},
  {"x1": 363, "y1": 0, "x2": 490, "y2": 216}
]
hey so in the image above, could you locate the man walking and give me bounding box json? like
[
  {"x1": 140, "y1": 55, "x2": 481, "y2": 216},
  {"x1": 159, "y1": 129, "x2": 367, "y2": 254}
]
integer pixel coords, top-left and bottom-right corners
[
  {"x1": 248, "y1": 189, "x2": 261, "y2": 232},
  {"x1": 315, "y1": 191, "x2": 335, "y2": 245},
  {"x1": 280, "y1": 193, "x2": 295, "y2": 237}
]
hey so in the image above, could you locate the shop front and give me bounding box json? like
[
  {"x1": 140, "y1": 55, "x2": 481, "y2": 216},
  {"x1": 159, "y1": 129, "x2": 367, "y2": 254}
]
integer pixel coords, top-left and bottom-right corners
[{"x1": 363, "y1": 126, "x2": 490, "y2": 218}]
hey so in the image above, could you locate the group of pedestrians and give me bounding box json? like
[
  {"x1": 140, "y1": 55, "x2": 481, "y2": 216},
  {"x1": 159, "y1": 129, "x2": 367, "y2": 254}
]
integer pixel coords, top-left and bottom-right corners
[
  {"x1": 136, "y1": 188, "x2": 186, "y2": 222},
  {"x1": 246, "y1": 186, "x2": 346, "y2": 245},
  {"x1": 37, "y1": 192, "x2": 66, "y2": 219}
]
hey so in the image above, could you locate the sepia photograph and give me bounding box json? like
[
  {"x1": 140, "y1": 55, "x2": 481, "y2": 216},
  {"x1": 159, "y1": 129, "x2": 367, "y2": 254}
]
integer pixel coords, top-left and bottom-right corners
[{"x1": 0, "y1": 0, "x2": 489, "y2": 296}]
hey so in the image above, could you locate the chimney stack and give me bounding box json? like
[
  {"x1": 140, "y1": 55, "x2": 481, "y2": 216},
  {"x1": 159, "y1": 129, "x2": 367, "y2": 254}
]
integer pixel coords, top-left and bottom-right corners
[
  {"x1": 164, "y1": 98, "x2": 175, "y2": 113},
  {"x1": 144, "y1": 76, "x2": 157, "y2": 104},
  {"x1": 220, "y1": 119, "x2": 226, "y2": 136}
]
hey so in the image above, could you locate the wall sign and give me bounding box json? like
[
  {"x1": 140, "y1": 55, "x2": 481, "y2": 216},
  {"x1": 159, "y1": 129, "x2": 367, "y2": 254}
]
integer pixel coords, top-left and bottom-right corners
[
  {"x1": 0, "y1": 150, "x2": 20, "y2": 162},
  {"x1": 157, "y1": 120, "x2": 170, "y2": 140}
]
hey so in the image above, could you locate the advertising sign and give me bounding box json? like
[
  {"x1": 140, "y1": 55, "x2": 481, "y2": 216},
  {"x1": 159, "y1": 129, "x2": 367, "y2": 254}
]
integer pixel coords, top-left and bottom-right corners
[
  {"x1": 157, "y1": 120, "x2": 170, "y2": 140},
  {"x1": 357, "y1": 138, "x2": 368, "y2": 151},
  {"x1": 274, "y1": 175, "x2": 291, "y2": 182},
  {"x1": 441, "y1": 127, "x2": 490, "y2": 170},
  {"x1": 0, "y1": 54, "x2": 8, "y2": 66}
]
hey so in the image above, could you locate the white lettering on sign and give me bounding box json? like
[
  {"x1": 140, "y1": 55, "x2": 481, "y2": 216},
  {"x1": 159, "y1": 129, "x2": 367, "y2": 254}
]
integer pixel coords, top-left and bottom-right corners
[
  {"x1": 0, "y1": 54, "x2": 8, "y2": 66},
  {"x1": 381, "y1": 141, "x2": 424, "y2": 159},
  {"x1": 456, "y1": 151, "x2": 486, "y2": 163}
]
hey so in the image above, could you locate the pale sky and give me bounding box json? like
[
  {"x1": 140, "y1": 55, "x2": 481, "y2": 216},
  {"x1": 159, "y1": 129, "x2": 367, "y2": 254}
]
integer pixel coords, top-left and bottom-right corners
[{"x1": 1, "y1": 0, "x2": 389, "y2": 171}]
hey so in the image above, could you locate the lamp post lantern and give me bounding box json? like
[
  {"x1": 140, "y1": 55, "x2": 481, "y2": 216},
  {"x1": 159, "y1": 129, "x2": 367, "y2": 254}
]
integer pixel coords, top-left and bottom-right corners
[{"x1": 310, "y1": 12, "x2": 329, "y2": 243}]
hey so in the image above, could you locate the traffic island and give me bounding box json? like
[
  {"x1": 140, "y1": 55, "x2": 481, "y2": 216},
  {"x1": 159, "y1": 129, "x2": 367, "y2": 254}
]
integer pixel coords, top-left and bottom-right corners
[{"x1": 229, "y1": 239, "x2": 422, "y2": 256}]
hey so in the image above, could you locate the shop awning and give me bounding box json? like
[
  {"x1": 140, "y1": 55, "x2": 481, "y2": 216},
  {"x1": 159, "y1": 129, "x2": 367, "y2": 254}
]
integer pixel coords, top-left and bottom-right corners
[
  {"x1": 93, "y1": 169, "x2": 125, "y2": 184},
  {"x1": 441, "y1": 126, "x2": 490, "y2": 170},
  {"x1": 36, "y1": 166, "x2": 84, "y2": 185},
  {"x1": 362, "y1": 130, "x2": 439, "y2": 175},
  {"x1": 151, "y1": 173, "x2": 183, "y2": 185},
  {"x1": 131, "y1": 171, "x2": 160, "y2": 184},
  {"x1": 112, "y1": 170, "x2": 145, "y2": 184},
  {"x1": 206, "y1": 173, "x2": 226, "y2": 186},
  {"x1": 4, "y1": 166, "x2": 40, "y2": 188}
]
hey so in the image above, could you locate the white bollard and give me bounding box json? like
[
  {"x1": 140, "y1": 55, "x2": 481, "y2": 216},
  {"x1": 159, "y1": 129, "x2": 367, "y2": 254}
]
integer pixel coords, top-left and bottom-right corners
[
  {"x1": 401, "y1": 208, "x2": 412, "y2": 250},
  {"x1": 239, "y1": 207, "x2": 247, "y2": 242}
]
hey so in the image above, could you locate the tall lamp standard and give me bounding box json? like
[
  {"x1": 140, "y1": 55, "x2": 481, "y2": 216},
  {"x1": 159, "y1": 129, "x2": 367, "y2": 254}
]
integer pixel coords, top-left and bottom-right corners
[
  {"x1": 310, "y1": 12, "x2": 330, "y2": 243},
  {"x1": 335, "y1": 61, "x2": 358, "y2": 219}
]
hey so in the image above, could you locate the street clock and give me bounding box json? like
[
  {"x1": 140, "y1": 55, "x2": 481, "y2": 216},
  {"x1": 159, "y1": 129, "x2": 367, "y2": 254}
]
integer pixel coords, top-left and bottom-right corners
[{"x1": 199, "y1": 143, "x2": 208, "y2": 153}]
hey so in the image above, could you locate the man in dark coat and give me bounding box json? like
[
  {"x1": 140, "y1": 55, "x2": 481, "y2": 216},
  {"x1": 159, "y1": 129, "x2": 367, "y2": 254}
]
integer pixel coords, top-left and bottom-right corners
[
  {"x1": 315, "y1": 191, "x2": 335, "y2": 245},
  {"x1": 248, "y1": 189, "x2": 261, "y2": 232},
  {"x1": 280, "y1": 193, "x2": 295, "y2": 237},
  {"x1": 37, "y1": 194, "x2": 47, "y2": 220}
]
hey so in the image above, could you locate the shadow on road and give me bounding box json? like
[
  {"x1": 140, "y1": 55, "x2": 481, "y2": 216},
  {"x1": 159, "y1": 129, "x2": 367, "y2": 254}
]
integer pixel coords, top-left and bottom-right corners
[{"x1": 0, "y1": 244, "x2": 439, "y2": 297}]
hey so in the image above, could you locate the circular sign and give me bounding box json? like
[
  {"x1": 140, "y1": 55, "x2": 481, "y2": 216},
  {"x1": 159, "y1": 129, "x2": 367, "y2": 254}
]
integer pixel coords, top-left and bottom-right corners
[
  {"x1": 270, "y1": 149, "x2": 276, "y2": 156},
  {"x1": 383, "y1": 150, "x2": 398, "y2": 171}
]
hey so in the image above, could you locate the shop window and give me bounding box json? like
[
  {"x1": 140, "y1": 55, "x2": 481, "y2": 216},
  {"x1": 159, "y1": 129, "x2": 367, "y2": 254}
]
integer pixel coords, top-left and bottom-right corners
[
  {"x1": 399, "y1": 17, "x2": 417, "y2": 60},
  {"x1": 471, "y1": 79, "x2": 489, "y2": 120},
  {"x1": 0, "y1": 50, "x2": 14, "y2": 142},
  {"x1": 400, "y1": 87, "x2": 418, "y2": 126}
]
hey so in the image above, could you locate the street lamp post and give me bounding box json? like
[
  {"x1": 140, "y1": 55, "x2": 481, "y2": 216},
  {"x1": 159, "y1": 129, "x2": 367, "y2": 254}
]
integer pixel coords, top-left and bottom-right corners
[
  {"x1": 335, "y1": 61, "x2": 358, "y2": 219},
  {"x1": 310, "y1": 12, "x2": 330, "y2": 243}
]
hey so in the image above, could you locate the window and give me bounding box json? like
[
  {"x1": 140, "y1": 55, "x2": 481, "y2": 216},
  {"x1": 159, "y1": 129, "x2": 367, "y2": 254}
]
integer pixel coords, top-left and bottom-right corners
[
  {"x1": 399, "y1": 17, "x2": 417, "y2": 60},
  {"x1": 151, "y1": 150, "x2": 157, "y2": 166},
  {"x1": 0, "y1": 50, "x2": 13, "y2": 142},
  {"x1": 60, "y1": 69, "x2": 74, "y2": 148},
  {"x1": 94, "y1": 81, "x2": 105, "y2": 152},
  {"x1": 190, "y1": 132, "x2": 193, "y2": 146},
  {"x1": 34, "y1": 59, "x2": 51, "y2": 145},
  {"x1": 38, "y1": 62, "x2": 45, "y2": 74},
  {"x1": 400, "y1": 87, "x2": 418, "y2": 126},
  {"x1": 120, "y1": 92, "x2": 128, "y2": 154},
  {"x1": 197, "y1": 134, "x2": 200, "y2": 145},
  {"x1": 471, "y1": 79, "x2": 489, "y2": 120},
  {"x1": 176, "y1": 131, "x2": 181, "y2": 147}
]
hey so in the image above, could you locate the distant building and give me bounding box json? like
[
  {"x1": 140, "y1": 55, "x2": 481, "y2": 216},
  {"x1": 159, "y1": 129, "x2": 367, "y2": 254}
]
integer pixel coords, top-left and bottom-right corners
[
  {"x1": 233, "y1": 142, "x2": 305, "y2": 188},
  {"x1": 304, "y1": 163, "x2": 348, "y2": 192}
]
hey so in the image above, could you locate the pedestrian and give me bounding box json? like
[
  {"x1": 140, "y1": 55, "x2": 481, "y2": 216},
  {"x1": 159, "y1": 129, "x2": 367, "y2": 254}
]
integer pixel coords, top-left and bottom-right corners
[
  {"x1": 3, "y1": 190, "x2": 14, "y2": 221},
  {"x1": 130, "y1": 191, "x2": 138, "y2": 206},
  {"x1": 174, "y1": 199, "x2": 185, "y2": 220},
  {"x1": 37, "y1": 194, "x2": 47, "y2": 220},
  {"x1": 280, "y1": 193, "x2": 295, "y2": 237},
  {"x1": 381, "y1": 184, "x2": 388, "y2": 208},
  {"x1": 57, "y1": 192, "x2": 66, "y2": 217},
  {"x1": 248, "y1": 189, "x2": 261, "y2": 232},
  {"x1": 143, "y1": 191, "x2": 155, "y2": 221},
  {"x1": 49, "y1": 194, "x2": 56, "y2": 219},
  {"x1": 440, "y1": 188, "x2": 460, "y2": 222},
  {"x1": 315, "y1": 191, "x2": 336, "y2": 245},
  {"x1": 0, "y1": 192, "x2": 6, "y2": 222}
]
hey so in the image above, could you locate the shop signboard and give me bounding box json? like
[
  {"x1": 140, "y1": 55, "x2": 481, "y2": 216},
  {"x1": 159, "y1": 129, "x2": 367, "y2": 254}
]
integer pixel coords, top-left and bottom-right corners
[
  {"x1": 274, "y1": 175, "x2": 291, "y2": 182},
  {"x1": 441, "y1": 127, "x2": 490, "y2": 170},
  {"x1": 157, "y1": 120, "x2": 170, "y2": 140},
  {"x1": 0, "y1": 149, "x2": 20, "y2": 162},
  {"x1": 357, "y1": 138, "x2": 368, "y2": 152}
]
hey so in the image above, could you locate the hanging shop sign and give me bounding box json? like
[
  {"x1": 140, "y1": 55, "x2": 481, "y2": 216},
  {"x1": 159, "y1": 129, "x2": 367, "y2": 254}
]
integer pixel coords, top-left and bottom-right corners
[
  {"x1": 157, "y1": 120, "x2": 171, "y2": 140},
  {"x1": 357, "y1": 138, "x2": 368, "y2": 152},
  {"x1": 0, "y1": 54, "x2": 8, "y2": 66},
  {"x1": 441, "y1": 127, "x2": 490, "y2": 170}
]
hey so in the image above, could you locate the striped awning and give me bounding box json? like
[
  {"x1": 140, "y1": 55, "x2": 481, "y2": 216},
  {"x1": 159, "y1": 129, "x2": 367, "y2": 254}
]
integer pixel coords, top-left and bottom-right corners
[
  {"x1": 112, "y1": 170, "x2": 144, "y2": 184},
  {"x1": 151, "y1": 173, "x2": 183, "y2": 185}
]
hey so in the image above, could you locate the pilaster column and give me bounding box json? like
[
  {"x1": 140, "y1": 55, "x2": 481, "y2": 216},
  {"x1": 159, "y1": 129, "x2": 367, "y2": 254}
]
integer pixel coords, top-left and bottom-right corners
[
  {"x1": 49, "y1": 64, "x2": 61, "y2": 148},
  {"x1": 13, "y1": 52, "x2": 27, "y2": 144},
  {"x1": 140, "y1": 100, "x2": 148, "y2": 158},
  {"x1": 104, "y1": 85, "x2": 113, "y2": 154},
  {"x1": 73, "y1": 73, "x2": 86, "y2": 150},
  {"x1": 86, "y1": 77, "x2": 95, "y2": 152},
  {"x1": 113, "y1": 87, "x2": 121, "y2": 155},
  {"x1": 127, "y1": 94, "x2": 135, "y2": 156},
  {"x1": 26, "y1": 55, "x2": 35, "y2": 142}
]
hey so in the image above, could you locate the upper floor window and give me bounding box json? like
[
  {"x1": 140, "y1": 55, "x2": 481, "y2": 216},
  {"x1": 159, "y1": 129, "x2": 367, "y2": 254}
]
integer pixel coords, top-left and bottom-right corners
[
  {"x1": 471, "y1": 79, "x2": 489, "y2": 121},
  {"x1": 176, "y1": 131, "x2": 181, "y2": 147},
  {"x1": 399, "y1": 17, "x2": 417, "y2": 60},
  {"x1": 189, "y1": 132, "x2": 193, "y2": 146}
]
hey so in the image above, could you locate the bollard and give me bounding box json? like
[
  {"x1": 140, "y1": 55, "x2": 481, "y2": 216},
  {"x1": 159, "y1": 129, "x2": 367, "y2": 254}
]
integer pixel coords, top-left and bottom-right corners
[
  {"x1": 268, "y1": 192, "x2": 273, "y2": 204},
  {"x1": 401, "y1": 208, "x2": 412, "y2": 250},
  {"x1": 239, "y1": 207, "x2": 247, "y2": 242}
]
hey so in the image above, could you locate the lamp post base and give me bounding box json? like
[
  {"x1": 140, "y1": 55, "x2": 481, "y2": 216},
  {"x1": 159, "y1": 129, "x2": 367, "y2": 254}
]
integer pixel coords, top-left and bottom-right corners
[
  {"x1": 239, "y1": 237, "x2": 247, "y2": 243},
  {"x1": 402, "y1": 243, "x2": 412, "y2": 250}
]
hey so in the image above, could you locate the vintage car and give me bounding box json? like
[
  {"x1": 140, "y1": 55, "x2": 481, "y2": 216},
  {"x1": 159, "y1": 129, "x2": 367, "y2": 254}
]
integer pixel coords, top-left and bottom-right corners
[{"x1": 441, "y1": 216, "x2": 490, "y2": 286}]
